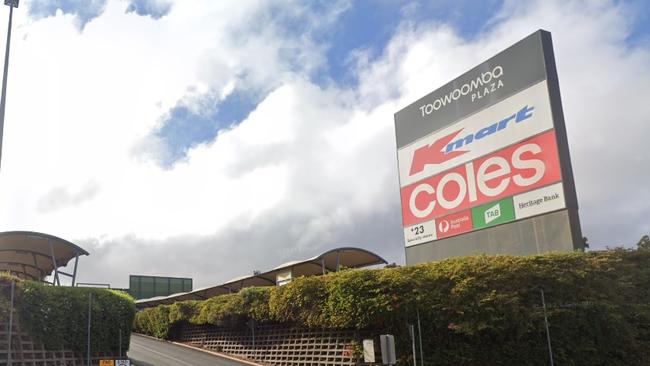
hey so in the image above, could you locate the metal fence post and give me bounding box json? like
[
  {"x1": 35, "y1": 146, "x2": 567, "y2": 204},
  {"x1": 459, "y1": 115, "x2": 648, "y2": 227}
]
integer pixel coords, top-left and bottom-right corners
[
  {"x1": 541, "y1": 289, "x2": 554, "y2": 366},
  {"x1": 7, "y1": 280, "x2": 15, "y2": 365},
  {"x1": 409, "y1": 324, "x2": 417, "y2": 366},
  {"x1": 87, "y1": 293, "x2": 92, "y2": 366},
  {"x1": 119, "y1": 328, "x2": 122, "y2": 358},
  {"x1": 247, "y1": 319, "x2": 256, "y2": 360},
  {"x1": 417, "y1": 308, "x2": 424, "y2": 366}
]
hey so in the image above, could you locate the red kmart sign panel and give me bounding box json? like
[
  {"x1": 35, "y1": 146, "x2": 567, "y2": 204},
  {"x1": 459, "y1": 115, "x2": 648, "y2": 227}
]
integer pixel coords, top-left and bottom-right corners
[
  {"x1": 394, "y1": 30, "x2": 581, "y2": 252},
  {"x1": 397, "y1": 81, "x2": 553, "y2": 186}
]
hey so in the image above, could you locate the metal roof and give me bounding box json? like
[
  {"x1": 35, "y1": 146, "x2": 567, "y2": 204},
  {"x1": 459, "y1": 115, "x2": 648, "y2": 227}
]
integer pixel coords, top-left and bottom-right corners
[
  {"x1": 136, "y1": 247, "x2": 387, "y2": 307},
  {"x1": 0, "y1": 231, "x2": 88, "y2": 284}
]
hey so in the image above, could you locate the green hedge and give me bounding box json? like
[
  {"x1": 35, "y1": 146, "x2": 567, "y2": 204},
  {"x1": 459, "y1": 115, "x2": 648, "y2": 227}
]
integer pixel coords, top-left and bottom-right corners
[
  {"x1": 133, "y1": 250, "x2": 650, "y2": 366},
  {"x1": 0, "y1": 275, "x2": 136, "y2": 354}
]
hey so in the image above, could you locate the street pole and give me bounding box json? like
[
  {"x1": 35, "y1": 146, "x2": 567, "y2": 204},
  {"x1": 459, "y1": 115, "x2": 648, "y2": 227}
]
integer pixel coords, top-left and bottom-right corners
[{"x1": 0, "y1": 0, "x2": 18, "y2": 172}]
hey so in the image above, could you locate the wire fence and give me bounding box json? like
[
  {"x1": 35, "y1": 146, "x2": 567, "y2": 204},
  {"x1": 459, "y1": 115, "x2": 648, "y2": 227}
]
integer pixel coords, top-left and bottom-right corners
[
  {"x1": 1, "y1": 281, "x2": 15, "y2": 365},
  {"x1": 1, "y1": 281, "x2": 126, "y2": 366}
]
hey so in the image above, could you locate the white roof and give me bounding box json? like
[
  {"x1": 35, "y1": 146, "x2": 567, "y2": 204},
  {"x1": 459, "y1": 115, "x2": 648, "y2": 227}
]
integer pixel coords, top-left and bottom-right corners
[
  {"x1": 0, "y1": 231, "x2": 88, "y2": 281},
  {"x1": 136, "y1": 246, "x2": 386, "y2": 307}
]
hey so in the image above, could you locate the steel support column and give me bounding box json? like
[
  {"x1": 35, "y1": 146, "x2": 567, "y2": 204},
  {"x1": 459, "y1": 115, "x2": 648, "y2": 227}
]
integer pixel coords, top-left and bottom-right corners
[
  {"x1": 7, "y1": 280, "x2": 15, "y2": 365},
  {"x1": 48, "y1": 239, "x2": 60, "y2": 285},
  {"x1": 71, "y1": 252, "x2": 79, "y2": 286},
  {"x1": 86, "y1": 293, "x2": 92, "y2": 366},
  {"x1": 335, "y1": 250, "x2": 340, "y2": 272}
]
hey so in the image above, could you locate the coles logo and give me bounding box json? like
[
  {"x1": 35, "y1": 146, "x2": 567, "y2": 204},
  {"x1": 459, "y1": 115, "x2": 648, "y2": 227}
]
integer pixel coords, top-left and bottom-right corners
[{"x1": 401, "y1": 130, "x2": 561, "y2": 226}]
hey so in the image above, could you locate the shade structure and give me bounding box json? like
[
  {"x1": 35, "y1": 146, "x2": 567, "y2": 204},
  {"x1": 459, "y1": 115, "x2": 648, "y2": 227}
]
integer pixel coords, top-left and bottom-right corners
[
  {"x1": 136, "y1": 247, "x2": 387, "y2": 308},
  {"x1": 0, "y1": 231, "x2": 88, "y2": 285}
]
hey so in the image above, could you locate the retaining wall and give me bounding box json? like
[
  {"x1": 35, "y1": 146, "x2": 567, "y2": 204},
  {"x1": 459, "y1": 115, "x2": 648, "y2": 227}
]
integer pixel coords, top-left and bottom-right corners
[
  {"x1": 174, "y1": 322, "x2": 375, "y2": 366},
  {"x1": 0, "y1": 321, "x2": 120, "y2": 366}
]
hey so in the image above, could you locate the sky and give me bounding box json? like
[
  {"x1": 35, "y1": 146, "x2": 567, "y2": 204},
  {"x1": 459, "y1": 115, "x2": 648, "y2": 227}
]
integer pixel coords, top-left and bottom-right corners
[{"x1": 0, "y1": 0, "x2": 648, "y2": 288}]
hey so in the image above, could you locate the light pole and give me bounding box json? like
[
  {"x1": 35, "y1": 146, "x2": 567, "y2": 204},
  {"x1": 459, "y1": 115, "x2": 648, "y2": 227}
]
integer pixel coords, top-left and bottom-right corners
[{"x1": 0, "y1": 0, "x2": 18, "y2": 173}]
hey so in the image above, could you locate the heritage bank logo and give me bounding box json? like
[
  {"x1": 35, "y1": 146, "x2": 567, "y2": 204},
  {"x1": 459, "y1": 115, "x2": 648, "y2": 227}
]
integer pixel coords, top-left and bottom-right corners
[{"x1": 418, "y1": 65, "x2": 505, "y2": 117}]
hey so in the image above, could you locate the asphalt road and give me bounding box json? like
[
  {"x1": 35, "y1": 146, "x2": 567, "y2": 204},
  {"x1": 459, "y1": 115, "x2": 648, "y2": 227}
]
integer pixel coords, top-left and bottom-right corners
[{"x1": 128, "y1": 333, "x2": 252, "y2": 366}]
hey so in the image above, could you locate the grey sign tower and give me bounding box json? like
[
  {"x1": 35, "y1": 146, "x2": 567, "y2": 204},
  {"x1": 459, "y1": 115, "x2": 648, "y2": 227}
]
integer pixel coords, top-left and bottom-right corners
[{"x1": 394, "y1": 30, "x2": 582, "y2": 264}]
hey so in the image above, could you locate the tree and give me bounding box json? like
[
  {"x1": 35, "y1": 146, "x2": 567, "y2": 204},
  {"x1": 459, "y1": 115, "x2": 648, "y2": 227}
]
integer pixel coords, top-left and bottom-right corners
[{"x1": 637, "y1": 235, "x2": 650, "y2": 250}]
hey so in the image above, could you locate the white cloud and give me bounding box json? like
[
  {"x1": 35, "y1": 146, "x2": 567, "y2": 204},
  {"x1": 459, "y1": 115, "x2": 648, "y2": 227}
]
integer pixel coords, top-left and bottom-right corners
[
  {"x1": 0, "y1": 0, "x2": 648, "y2": 288},
  {"x1": 37, "y1": 180, "x2": 100, "y2": 212}
]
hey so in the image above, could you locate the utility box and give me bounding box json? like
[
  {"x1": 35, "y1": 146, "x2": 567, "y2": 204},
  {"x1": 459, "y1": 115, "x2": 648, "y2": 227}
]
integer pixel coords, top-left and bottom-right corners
[
  {"x1": 363, "y1": 339, "x2": 375, "y2": 363},
  {"x1": 380, "y1": 334, "x2": 396, "y2": 365}
]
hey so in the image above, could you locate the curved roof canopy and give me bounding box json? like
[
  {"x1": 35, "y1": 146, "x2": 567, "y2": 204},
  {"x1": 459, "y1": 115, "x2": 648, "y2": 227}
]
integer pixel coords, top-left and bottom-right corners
[
  {"x1": 136, "y1": 247, "x2": 386, "y2": 307},
  {"x1": 0, "y1": 231, "x2": 88, "y2": 284}
]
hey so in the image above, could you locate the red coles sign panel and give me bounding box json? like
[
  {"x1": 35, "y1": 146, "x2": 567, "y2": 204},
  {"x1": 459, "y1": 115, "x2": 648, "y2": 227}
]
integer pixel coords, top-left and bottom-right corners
[{"x1": 400, "y1": 129, "x2": 562, "y2": 227}]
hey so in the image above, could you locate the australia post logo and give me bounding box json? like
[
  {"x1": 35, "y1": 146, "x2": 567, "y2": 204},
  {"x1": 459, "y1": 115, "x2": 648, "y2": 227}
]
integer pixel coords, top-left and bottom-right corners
[
  {"x1": 397, "y1": 80, "x2": 554, "y2": 187},
  {"x1": 400, "y1": 130, "x2": 562, "y2": 227}
]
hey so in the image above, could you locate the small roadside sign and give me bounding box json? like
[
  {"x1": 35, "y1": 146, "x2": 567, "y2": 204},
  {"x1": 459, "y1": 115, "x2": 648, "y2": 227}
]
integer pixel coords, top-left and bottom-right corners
[
  {"x1": 116, "y1": 360, "x2": 130, "y2": 366},
  {"x1": 342, "y1": 344, "x2": 354, "y2": 358},
  {"x1": 99, "y1": 360, "x2": 114, "y2": 366}
]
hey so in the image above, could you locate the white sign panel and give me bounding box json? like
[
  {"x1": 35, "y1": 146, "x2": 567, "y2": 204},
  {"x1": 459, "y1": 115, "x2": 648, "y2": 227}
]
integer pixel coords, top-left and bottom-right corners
[
  {"x1": 513, "y1": 182, "x2": 566, "y2": 220},
  {"x1": 363, "y1": 339, "x2": 375, "y2": 363},
  {"x1": 404, "y1": 219, "x2": 437, "y2": 247},
  {"x1": 398, "y1": 80, "x2": 553, "y2": 187}
]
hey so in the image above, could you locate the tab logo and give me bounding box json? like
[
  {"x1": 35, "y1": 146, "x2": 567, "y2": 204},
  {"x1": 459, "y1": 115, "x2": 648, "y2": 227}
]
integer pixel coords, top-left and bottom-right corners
[
  {"x1": 409, "y1": 105, "x2": 535, "y2": 176},
  {"x1": 485, "y1": 203, "x2": 501, "y2": 224}
]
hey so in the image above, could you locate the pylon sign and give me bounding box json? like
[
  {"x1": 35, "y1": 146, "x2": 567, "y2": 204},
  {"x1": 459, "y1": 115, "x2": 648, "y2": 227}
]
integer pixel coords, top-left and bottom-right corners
[{"x1": 394, "y1": 30, "x2": 582, "y2": 264}]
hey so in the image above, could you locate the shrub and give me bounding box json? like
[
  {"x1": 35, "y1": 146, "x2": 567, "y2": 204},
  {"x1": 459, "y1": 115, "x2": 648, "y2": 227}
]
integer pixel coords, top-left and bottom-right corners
[
  {"x1": 0, "y1": 277, "x2": 135, "y2": 354},
  {"x1": 133, "y1": 250, "x2": 650, "y2": 365}
]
